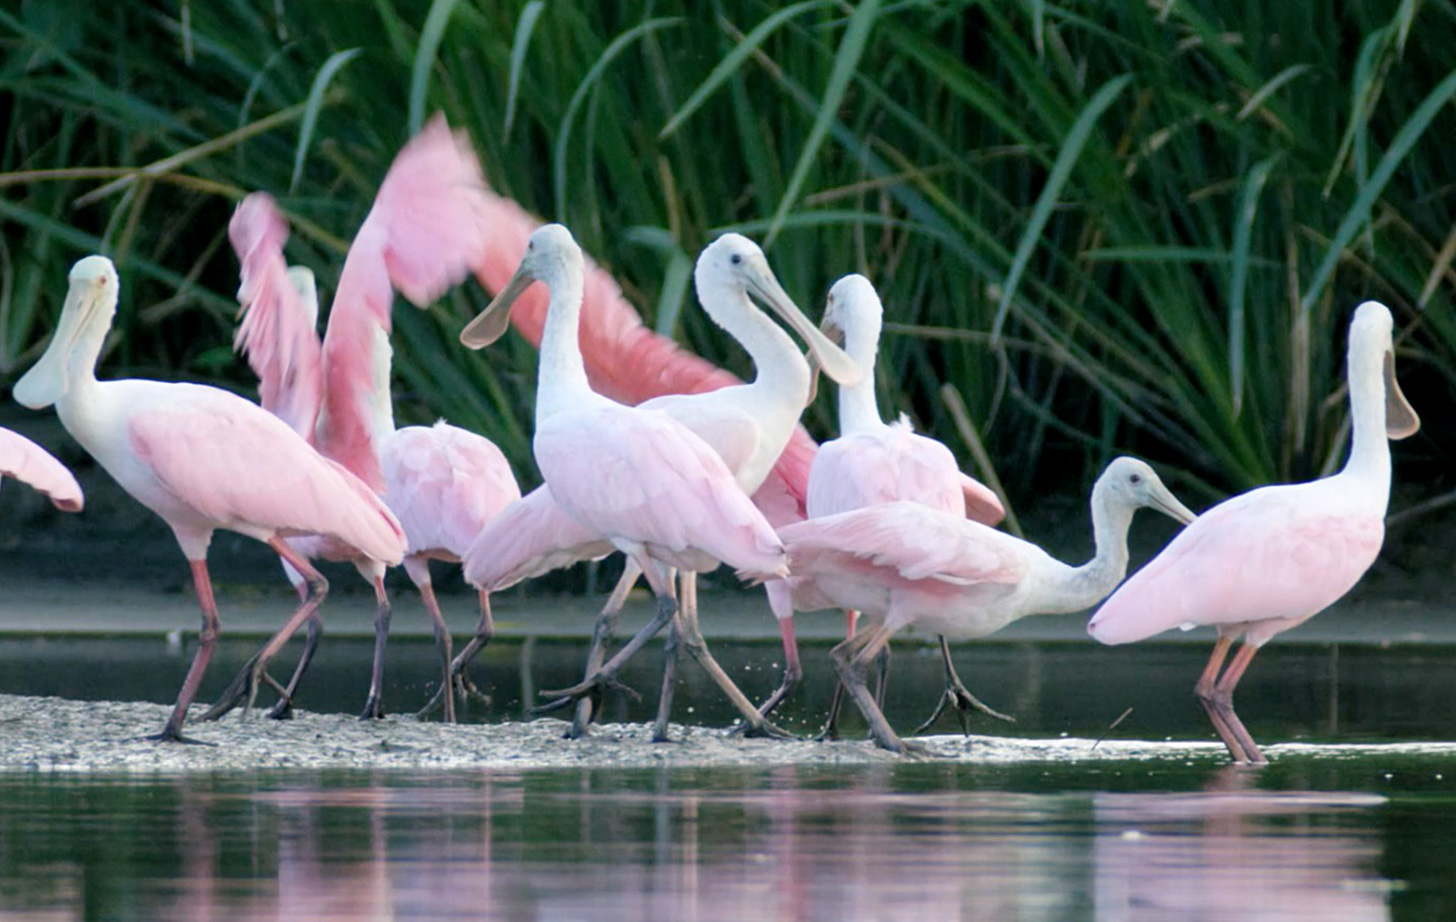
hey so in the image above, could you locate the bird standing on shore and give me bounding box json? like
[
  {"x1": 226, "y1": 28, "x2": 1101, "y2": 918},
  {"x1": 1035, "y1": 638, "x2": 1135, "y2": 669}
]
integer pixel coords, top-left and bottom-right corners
[
  {"x1": 14, "y1": 256, "x2": 404, "y2": 743},
  {"x1": 1087, "y1": 301, "x2": 1419, "y2": 763}
]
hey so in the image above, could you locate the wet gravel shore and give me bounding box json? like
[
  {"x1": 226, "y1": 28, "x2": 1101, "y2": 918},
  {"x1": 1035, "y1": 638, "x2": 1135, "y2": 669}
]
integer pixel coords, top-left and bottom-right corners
[{"x1": 4, "y1": 693, "x2": 1453, "y2": 773}]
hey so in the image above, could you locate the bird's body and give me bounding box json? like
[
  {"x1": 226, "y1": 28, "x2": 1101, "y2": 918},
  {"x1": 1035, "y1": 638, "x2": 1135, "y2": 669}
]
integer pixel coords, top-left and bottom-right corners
[
  {"x1": 219, "y1": 118, "x2": 515, "y2": 723},
  {"x1": 14, "y1": 256, "x2": 404, "y2": 742},
  {"x1": 778, "y1": 457, "x2": 1193, "y2": 753},
  {"x1": 0, "y1": 427, "x2": 82, "y2": 512},
  {"x1": 1088, "y1": 301, "x2": 1419, "y2": 763}
]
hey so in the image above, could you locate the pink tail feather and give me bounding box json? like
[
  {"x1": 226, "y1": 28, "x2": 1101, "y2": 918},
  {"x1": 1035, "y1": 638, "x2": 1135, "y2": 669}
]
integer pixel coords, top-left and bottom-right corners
[{"x1": 230, "y1": 193, "x2": 324, "y2": 440}]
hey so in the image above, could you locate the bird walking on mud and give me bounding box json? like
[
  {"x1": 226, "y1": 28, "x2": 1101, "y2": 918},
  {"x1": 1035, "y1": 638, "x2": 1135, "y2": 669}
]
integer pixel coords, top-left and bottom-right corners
[
  {"x1": 776, "y1": 457, "x2": 1194, "y2": 754},
  {"x1": 14, "y1": 255, "x2": 405, "y2": 743},
  {"x1": 1087, "y1": 301, "x2": 1420, "y2": 763},
  {"x1": 209, "y1": 117, "x2": 518, "y2": 725},
  {"x1": 458, "y1": 224, "x2": 794, "y2": 739}
]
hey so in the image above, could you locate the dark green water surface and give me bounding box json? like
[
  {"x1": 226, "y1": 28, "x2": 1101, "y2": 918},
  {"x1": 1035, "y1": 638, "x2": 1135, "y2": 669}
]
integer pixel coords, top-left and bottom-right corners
[{"x1": 0, "y1": 760, "x2": 1452, "y2": 920}]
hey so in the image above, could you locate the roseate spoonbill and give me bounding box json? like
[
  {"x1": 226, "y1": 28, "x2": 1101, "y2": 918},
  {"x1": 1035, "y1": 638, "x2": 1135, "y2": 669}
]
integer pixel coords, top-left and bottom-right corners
[
  {"x1": 209, "y1": 119, "x2": 518, "y2": 723},
  {"x1": 459, "y1": 224, "x2": 798, "y2": 738},
  {"x1": 775, "y1": 457, "x2": 1194, "y2": 754},
  {"x1": 0, "y1": 428, "x2": 83, "y2": 513},
  {"x1": 461, "y1": 233, "x2": 858, "y2": 739},
  {"x1": 781, "y1": 273, "x2": 1007, "y2": 735},
  {"x1": 1087, "y1": 301, "x2": 1419, "y2": 763},
  {"x1": 14, "y1": 255, "x2": 404, "y2": 743}
]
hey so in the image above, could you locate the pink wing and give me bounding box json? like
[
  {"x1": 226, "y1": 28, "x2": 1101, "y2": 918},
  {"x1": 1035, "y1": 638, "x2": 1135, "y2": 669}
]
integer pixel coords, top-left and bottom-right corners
[
  {"x1": 468, "y1": 182, "x2": 819, "y2": 515},
  {"x1": 382, "y1": 421, "x2": 521, "y2": 557},
  {"x1": 462, "y1": 484, "x2": 614, "y2": 590},
  {"x1": 319, "y1": 115, "x2": 489, "y2": 490},
  {"x1": 1088, "y1": 483, "x2": 1384, "y2": 646},
  {"x1": 777, "y1": 502, "x2": 1025, "y2": 588},
  {"x1": 535, "y1": 404, "x2": 786, "y2": 578},
  {"x1": 0, "y1": 428, "x2": 82, "y2": 512},
  {"x1": 230, "y1": 193, "x2": 324, "y2": 440},
  {"x1": 128, "y1": 389, "x2": 405, "y2": 564}
]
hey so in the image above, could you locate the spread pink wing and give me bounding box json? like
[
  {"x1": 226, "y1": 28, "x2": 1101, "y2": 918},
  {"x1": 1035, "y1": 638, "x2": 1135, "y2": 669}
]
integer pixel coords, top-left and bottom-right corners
[
  {"x1": 468, "y1": 182, "x2": 819, "y2": 513},
  {"x1": 535, "y1": 405, "x2": 786, "y2": 578},
  {"x1": 1089, "y1": 483, "x2": 1385, "y2": 646},
  {"x1": 0, "y1": 428, "x2": 82, "y2": 512},
  {"x1": 128, "y1": 390, "x2": 405, "y2": 564},
  {"x1": 777, "y1": 502, "x2": 1026, "y2": 589},
  {"x1": 230, "y1": 193, "x2": 324, "y2": 440},
  {"x1": 383, "y1": 421, "x2": 521, "y2": 558},
  {"x1": 319, "y1": 114, "x2": 489, "y2": 490},
  {"x1": 462, "y1": 484, "x2": 614, "y2": 591}
]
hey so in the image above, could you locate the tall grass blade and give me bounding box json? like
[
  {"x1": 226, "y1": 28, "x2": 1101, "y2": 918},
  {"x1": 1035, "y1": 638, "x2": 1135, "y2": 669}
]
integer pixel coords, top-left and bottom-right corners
[
  {"x1": 408, "y1": 0, "x2": 463, "y2": 135},
  {"x1": 290, "y1": 47, "x2": 361, "y2": 192},
  {"x1": 503, "y1": 0, "x2": 545, "y2": 135}
]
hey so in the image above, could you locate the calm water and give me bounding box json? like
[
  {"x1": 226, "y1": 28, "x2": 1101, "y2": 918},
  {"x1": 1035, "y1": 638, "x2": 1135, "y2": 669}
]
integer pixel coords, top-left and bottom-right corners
[
  {"x1": 0, "y1": 761, "x2": 1452, "y2": 920},
  {"x1": 3, "y1": 636, "x2": 1456, "y2": 919}
]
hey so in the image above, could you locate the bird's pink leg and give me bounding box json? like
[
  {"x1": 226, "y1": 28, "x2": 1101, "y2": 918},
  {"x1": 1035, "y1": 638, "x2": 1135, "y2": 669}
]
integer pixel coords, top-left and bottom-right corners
[
  {"x1": 753, "y1": 582, "x2": 802, "y2": 721},
  {"x1": 420, "y1": 590, "x2": 497, "y2": 719},
  {"x1": 535, "y1": 553, "x2": 677, "y2": 713},
  {"x1": 568, "y1": 558, "x2": 641, "y2": 738},
  {"x1": 1209, "y1": 642, "x2": 1266, "y2": 764},
  {"x1": 406, "y1": 557, "x2": 456, "y2": 724},
  {"x1": 198, "y1": 541, "x2": 329, "y2": 723},
  {"x1": 359, "y1": 574, "x2": 393, "y2": 720},
  {"x1": 649, "y1": 570, "x2": 684, "y2": 743},
  {"x1": 830, "y1": 622, "x2": 919, "y2": 755},
  {"x1": 1194, "y1": 635, "x2": 1251, "y2": 763},
  {"x1": 818, "y1": 611, "x2": 862, "y2": 741},
  {"x1": 148, "y1": 558, "x2": 222, "y2": 744},
  {"x1": 673, "y1": 571, "x2": 794, "y2": 740}
]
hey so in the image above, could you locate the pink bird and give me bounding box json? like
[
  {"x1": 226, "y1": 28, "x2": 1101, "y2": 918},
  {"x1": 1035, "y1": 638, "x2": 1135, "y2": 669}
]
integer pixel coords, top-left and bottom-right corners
[
  {"x1": 771, "y1": 273, "x2": 1007, "y2": 733},
  {"x1": 0, "y1": 427, "x2": 83, "y2": 513},
  {"x1": 1087, "y1": 301, "x2": 1420, "y2": 763},
  {"x1": 775, "y1": 457, "x2": 1193, "y2": 754},
  {"x1": 461, "y1": 233, "x2": 858, "y2": 740},
  {"x1": 459, "y1": 223, "x2": 793, "y2": 737},
  {"x1": 213, "y1": 119, "x2": 518, "y2": 724},
  {"x1": 13, "y1": 255, "x2": 405, "y2": 743}
]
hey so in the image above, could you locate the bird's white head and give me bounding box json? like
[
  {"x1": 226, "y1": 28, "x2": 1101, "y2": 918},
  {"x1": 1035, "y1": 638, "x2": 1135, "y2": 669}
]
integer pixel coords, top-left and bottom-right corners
[
  {"x1": 822, "y1": 274, "x2": 882, "y2": 358},
  {"x1": 1095, "y1": 456, "x2": 1197, "y2": 525},
  {"x1": 460, "y1": 223, "x2": 582, "y2": 349},
  {"x1": 1350, "y1": 300, "x2": 1419, "y2": 440},
  {"x1": 14, "y1": 255, "x2": 119, "y2": 409},
  {"x1": 693, "y1": 233, "x2": 861, "y2": 390}
]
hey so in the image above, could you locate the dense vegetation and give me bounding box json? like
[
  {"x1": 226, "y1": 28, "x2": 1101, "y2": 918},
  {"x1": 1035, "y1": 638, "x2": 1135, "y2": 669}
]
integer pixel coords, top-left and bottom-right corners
[{"x1": 4, "y1": 0, "x2": 1456, "y2": 515}]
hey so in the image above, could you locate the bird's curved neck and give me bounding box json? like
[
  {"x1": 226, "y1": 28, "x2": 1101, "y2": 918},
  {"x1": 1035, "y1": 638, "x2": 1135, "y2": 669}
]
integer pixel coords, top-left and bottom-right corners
[
  {"x1": 698, "y1": 279, "x2": 810, "y2": 401},
  {"x1": 1043, "y1": 488, "x2": 1134, "y2": 614},
  {"x1": 1341, "y1": 340, "x2": 1391, "y2": 497},
  {"x1": 535, "y1": 260, "x2": 593, "y2": 424}
]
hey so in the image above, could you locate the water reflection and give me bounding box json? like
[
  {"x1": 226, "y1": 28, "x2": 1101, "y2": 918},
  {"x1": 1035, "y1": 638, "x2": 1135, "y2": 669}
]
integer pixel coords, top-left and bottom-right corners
[
  {"x1": 0, "y1": 763, "x2": 1422, "y2": 921},
  {"x1": 1094, "y1": 767, "x2": 1391, "y2": 921}
]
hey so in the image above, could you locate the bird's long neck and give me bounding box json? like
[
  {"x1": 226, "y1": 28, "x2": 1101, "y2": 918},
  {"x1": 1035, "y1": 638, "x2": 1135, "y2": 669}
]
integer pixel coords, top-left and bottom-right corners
[
  {"x1": 698, "y1": 279, "x2": 810, "y2": 402},
  {"x1": 1341, "y1": 339, "x2": 1391, "y2": 499},
  {"x1": 1040, "y1": 487, "x2": 1134, "y2": 614},
  {"x1": 836, "y1": 318, "x2": 883, "y2": 434},
  {"x1": 316, "y1": 233, "x2": 396, "y2": 489},
  {"x1": 535, "y1": 258, "x2": 593, "y2": 425}
]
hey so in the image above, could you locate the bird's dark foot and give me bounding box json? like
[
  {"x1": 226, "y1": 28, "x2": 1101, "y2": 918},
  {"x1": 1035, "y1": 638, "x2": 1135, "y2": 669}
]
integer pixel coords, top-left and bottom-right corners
[
  {"x1": 534, "y1": 672, "x2": 641, "y2": 715},
  {"x1": 266, "y1": 698, "x2": 295, "y2": 721},
  {"x1": 197, "y1": 662, "x2": 259, "y2": 723},
  {"x1": 912, "y1": 679, "x2": 1014, "y2": 736},
  {"x1": 455, "y1": 673, "x2": 492, "y2": 707},
  {"x1": 735, "y1": 719, "x2": 798, "y2": 741},
  {"x1": 144, "y1": 726, "x2": 216, "y2": 746},
  {"x1": 359, "y1": 696, "x2": 385, "y2": 720},
  {"x1": 873, "y1": 732, "x2": 928, "y2": 758}
]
